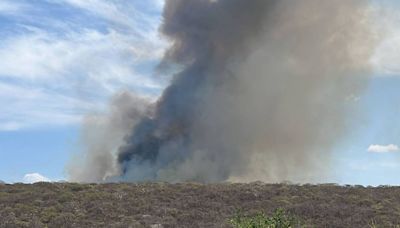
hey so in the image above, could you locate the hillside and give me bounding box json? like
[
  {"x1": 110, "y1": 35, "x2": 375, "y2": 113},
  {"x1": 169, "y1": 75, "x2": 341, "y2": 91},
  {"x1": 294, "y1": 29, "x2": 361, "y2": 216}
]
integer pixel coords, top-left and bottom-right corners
[{"x1": 1, "y1": 182, "x2": 400, "y2": 227}]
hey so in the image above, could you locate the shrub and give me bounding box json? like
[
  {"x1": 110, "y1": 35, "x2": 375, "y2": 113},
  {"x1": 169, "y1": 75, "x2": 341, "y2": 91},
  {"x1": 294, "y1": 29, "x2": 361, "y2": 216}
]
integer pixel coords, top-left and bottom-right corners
[
  {"x1": 40, "y1": 207, "x2": 58, "y2": 224},
  {"x1": 230, "y1": 208, "x2": 303, "y2": 228}
]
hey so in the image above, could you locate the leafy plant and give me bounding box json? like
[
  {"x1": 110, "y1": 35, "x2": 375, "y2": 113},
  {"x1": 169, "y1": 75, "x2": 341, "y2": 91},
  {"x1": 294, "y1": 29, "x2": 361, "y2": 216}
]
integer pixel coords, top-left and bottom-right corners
[{"x1": 230, "y1": 208, "x2": 303, "y2": 228}]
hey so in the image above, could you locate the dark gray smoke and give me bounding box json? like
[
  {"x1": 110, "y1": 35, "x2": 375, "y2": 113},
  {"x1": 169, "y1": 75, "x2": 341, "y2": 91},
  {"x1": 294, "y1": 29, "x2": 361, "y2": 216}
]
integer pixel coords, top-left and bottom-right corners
[{"x1": 68, "y1": 0, "x2": 377, "y2": 183}]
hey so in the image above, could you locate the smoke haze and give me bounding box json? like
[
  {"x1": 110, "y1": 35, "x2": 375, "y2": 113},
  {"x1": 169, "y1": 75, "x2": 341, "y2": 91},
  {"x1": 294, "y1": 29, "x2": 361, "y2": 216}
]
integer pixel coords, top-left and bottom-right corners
[
  {"x1": 68, "y1": 0, "x2": 377, "y2": 183},
  {"x1": 67, "y1": 92, "x2": 152, "y2": 182}
]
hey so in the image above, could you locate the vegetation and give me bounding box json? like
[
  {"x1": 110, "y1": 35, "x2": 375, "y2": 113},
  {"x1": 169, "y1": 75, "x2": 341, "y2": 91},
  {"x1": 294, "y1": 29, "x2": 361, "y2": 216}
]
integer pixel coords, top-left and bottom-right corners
[
  {"x1": 1, "y1": 182, "x2": 400, "y2": 227},
  {"x1": 230, "y1": 208, "x2": 303, "y2": 228}
]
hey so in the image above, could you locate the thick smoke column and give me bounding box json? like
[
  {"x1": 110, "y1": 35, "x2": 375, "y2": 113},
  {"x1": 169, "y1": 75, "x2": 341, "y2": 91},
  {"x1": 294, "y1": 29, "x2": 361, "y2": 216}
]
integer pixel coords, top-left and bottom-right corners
[{"x1": 69, "y1": 0, "x2": 376, "y2": 183}]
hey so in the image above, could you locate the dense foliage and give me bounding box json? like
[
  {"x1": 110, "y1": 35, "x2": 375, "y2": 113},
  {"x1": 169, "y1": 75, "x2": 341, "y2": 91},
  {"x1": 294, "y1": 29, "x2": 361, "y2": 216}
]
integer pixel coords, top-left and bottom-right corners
[
  {"x1": 1, "y1": 182, "x2": 400, "y2": 227},
  {"x1": 230, "y1": 208, "x2": 303, "y2": 228}
]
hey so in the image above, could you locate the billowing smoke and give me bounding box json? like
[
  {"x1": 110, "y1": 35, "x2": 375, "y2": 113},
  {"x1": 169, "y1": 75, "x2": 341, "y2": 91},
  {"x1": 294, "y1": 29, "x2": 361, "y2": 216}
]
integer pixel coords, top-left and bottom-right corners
[
  {"x1": 68, "y1": 0, "x2": 377, "y2": 183},
  {"x1": 67, "y1": 92, "x2": 152, "y2": 183}
]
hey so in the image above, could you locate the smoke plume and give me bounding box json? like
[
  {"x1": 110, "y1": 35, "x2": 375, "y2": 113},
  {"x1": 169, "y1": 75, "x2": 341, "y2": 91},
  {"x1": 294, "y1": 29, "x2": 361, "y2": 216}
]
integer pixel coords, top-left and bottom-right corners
[
  {"x1": 68, "y1": 0, "x2": 377, "y2": 183},
  {"x1": 67, "y1": 92, "x2": 151, "y2": 182}
]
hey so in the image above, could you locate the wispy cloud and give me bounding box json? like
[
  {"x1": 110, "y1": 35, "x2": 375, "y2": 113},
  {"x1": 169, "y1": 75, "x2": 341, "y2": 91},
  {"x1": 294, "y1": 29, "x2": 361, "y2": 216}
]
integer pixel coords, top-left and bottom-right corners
[
  {"x1": 367, "y1": 144, "x2": 400, "y2": 153},
  {"x1": 0, "y1": 2, "x2": 25, "y2": 15},
  {"x1": 0, "y1": 0, "x2": 167, "y2": 131},
  {"x1": 0, "y1": 81, "x2": 97, "y2": 131},
  {"x1": 60, "y1": 0, "x2": 157, "y2": 31},
  {"x1": 0, "y1": 28, "x2": 163, "y2": 83}
]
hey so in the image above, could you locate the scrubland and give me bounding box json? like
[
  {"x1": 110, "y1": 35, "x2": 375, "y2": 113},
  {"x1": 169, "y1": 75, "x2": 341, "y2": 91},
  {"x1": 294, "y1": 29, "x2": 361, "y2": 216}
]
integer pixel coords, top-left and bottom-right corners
[{"x1": 1, "y1": 182, "x2": 400, "y2": 227}]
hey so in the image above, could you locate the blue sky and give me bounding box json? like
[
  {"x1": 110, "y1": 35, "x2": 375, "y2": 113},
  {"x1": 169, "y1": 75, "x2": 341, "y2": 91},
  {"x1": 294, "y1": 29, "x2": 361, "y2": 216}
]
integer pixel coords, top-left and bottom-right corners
[{"x1": 0, "y1": 0, "x2": 400, "y2": 185}]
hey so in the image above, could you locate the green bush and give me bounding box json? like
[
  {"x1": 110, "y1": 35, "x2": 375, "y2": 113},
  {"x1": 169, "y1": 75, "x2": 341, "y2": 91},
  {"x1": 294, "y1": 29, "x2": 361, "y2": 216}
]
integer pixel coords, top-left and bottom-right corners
[{"x1": 230, "y1": 208, "x2": 303, "y2": 228}]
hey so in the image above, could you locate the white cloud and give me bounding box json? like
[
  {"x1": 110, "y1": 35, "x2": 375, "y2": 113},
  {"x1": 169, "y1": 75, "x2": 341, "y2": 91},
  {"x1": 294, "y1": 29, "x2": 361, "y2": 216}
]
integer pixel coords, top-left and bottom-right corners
[
  {"x1": 61, "y1": 0, "x2": 143, "y2": 29},
  {"x1": 0, "y1": 1, "x2": 168, "y2": 131},
  {"x1": 0, "y1": 28, "x2": 163, "y2": 81},
  {"x1": 0, "y1": 29, "x2": 165, "y2": 130},
  {"x1": 367, "y1": 144, "x2": 400, "y2": 153},
  {"x1": 58, "y1": 0, "x2": 164, "y2": 36},
  {"x1": 23, "y1": 173, "x2": 51, "y2": 184},
  {"x1": 0, "y1": 81, "x2": 99, "y2": 131}
]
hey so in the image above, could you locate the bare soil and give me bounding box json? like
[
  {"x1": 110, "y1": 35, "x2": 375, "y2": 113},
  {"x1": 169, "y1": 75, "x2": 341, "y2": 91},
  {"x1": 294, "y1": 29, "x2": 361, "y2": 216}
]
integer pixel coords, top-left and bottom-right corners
[{"x1": 1, "y1": 182, "x2": 400, "y2": 227}]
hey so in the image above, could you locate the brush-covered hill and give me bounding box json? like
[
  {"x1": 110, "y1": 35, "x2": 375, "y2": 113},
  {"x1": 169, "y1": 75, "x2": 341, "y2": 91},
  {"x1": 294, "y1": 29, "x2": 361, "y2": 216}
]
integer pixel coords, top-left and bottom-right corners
[{"x1": 1, "y1": 182, "x2": 399, "y2": 227}]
